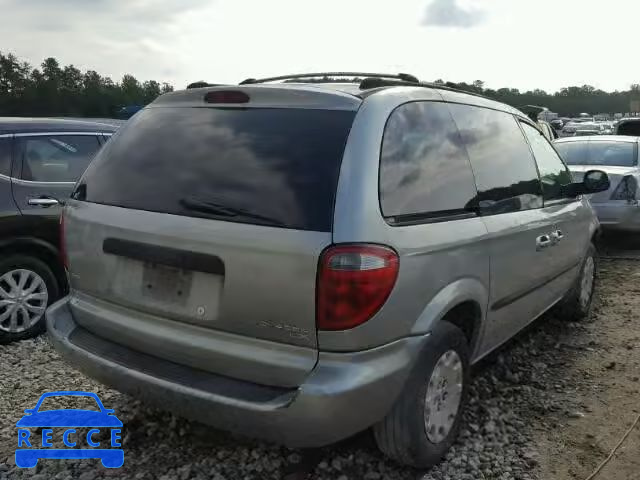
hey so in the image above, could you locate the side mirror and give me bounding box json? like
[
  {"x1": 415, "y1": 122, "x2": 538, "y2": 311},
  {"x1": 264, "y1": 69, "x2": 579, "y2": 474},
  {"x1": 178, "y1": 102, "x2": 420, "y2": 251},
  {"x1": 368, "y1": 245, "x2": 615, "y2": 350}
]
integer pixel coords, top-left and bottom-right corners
[
  {"x1": 562, "y1": 170, "x2": 610, "y2": 197},
  {"x1": 583, "y1": 170, "x2": 610, "y2": 193},
  {"x1": 23, "y1": 409, "x2": 35, "y2": 415}
]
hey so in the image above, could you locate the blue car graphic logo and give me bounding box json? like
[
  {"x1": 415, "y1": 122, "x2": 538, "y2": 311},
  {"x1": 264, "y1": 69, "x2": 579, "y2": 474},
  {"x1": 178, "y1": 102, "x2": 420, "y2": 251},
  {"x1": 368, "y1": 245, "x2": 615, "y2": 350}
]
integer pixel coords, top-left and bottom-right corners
[{"x1": 16, "y1": 391, "x2": 123, "y2": 468}]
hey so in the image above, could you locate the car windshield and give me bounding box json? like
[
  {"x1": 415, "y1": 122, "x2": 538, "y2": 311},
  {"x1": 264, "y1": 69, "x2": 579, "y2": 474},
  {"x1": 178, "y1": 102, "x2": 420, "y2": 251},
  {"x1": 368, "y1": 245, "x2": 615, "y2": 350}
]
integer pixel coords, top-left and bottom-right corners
[
  {"x1": 37, "y1": 395, "x2": 101, "y2": 412},
  {"x1": 555, "y1": 141, "x2": 637, "y2": 166}
]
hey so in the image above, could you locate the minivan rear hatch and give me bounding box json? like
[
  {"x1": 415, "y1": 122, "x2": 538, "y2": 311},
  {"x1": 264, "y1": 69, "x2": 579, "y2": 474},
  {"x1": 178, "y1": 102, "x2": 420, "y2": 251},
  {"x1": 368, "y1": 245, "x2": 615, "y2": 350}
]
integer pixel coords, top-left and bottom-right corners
[{"x1": 64, "y1": 87, "x2": 359, "y2": 386}]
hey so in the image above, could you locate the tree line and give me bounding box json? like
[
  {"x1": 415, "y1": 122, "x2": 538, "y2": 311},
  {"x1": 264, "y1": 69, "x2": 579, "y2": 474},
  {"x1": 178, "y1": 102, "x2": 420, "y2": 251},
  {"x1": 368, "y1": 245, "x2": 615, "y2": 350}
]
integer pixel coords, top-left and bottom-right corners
[
  {"x1": 1, "y1": 52, "x2": 639, "y2": 118},
  {"x1": 0, "y1": 52, "x2": 173, "y2": 118},
  {"x1": 435, "y1": 79, "x2": 640, "y2": 117},
  {"x1": 288, "y1": 77, "x2": 640, "y2": 117}
]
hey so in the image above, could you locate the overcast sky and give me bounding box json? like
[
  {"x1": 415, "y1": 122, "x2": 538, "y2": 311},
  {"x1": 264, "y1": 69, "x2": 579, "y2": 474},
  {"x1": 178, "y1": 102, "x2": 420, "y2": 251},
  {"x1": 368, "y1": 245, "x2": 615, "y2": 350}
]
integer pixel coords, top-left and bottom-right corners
[{"x1": 1, "y1": 0, "x2": 638, "y2": 93}]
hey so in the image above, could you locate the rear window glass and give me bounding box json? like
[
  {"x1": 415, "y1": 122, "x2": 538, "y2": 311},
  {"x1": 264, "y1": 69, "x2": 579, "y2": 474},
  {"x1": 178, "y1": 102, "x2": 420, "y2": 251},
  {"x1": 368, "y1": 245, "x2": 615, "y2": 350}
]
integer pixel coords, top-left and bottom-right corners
[
  {"x1": 77, "y1": 107, "x2": 355, "y2": 232},
  {"x1": 588, "y1": 142, "x2": 637, "y2": 166},
  {"x1": 556, "y1": 141, "x2": 636, "y2": 167},
  {"x1": 554, "y1": 142, "x2": 588, "y2": 165}
]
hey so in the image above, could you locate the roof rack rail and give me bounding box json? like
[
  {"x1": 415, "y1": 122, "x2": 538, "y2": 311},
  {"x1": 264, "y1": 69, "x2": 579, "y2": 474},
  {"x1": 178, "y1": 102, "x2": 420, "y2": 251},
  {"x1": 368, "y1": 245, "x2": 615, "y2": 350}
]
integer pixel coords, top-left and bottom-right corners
[
  {"x1": 239, "y1": 72, "x2": 419, "y2": 85},
  {"x1": 357, "y1": 77, "x2": 494, "y2": 102},
  {"x1": 186, "y1": 81, "x2": 226, "y2": 89}
]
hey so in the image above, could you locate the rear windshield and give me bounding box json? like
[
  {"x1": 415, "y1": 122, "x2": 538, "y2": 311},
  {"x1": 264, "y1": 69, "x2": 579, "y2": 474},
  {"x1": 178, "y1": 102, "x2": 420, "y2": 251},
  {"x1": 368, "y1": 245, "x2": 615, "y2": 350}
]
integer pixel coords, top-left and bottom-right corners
[
  {"x1": 76, "y1": 107, "x2": 355, "y2": 232},
  {"x1": 555, "y1": 141, "x2": 636, "y2": 167}
]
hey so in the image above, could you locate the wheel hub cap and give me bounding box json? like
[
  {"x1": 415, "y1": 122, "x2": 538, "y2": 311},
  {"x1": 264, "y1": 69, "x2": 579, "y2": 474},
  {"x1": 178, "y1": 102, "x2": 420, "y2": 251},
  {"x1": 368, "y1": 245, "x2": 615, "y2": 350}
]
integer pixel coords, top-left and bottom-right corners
[
  {"x1": 424, "y1": 350, "x2": 463, "y2": 443},
  {"x1": 579, "y1": 256, "x2": 595, "y2": 309},
  {"x1": 0, "y1": 269, "x2": 48, "y2": 333}
]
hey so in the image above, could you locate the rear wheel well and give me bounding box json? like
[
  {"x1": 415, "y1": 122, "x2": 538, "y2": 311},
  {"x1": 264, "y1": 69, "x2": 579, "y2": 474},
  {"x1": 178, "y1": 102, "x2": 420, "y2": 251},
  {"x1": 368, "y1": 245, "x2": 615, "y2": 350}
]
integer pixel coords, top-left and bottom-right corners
[
  {"x1": 0, "y1": 241, "x2": 66, "y2": 295},
  {"x1": 441, "y1": 301, "x2": 481, "y2": 347}
]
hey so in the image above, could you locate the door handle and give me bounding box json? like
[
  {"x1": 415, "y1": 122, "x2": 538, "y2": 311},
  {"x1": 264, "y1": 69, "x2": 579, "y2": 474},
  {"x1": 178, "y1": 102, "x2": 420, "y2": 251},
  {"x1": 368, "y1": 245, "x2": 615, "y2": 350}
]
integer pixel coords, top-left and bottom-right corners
[
  {"x1": 536, "y1": 234, "x2": 552, "y2": 250},
  {"x1": 28, "y1": 197, "x2": 59, "y2": 208}
]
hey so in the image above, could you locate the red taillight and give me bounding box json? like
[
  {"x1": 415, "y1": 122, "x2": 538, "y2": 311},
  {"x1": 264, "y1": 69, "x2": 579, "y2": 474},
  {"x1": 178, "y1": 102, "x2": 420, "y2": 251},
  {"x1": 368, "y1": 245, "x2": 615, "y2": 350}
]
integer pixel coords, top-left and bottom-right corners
[
  {"x1": 59, "y1": 212, "x2": 68, "y2": 269},
  {"x1": 204, "y1": 90, "x2": 250, "y2": 104},
  {"x1": 317, "y1": 244, "x2": 399, "y2": 331}
]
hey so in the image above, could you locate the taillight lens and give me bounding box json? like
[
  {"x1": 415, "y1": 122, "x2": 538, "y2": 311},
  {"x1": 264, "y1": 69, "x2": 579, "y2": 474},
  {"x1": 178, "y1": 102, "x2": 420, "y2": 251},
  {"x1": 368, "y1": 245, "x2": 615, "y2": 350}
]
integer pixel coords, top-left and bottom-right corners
[
  {"x1": 60, "y1": 212, "x2": 68, "y2": 269},
  {"x1": 317, "y1": 245, "x2": 399, "y2": 331},
  {"x1": 610, "y1": 175, "x2": 638, "y2": 201}
]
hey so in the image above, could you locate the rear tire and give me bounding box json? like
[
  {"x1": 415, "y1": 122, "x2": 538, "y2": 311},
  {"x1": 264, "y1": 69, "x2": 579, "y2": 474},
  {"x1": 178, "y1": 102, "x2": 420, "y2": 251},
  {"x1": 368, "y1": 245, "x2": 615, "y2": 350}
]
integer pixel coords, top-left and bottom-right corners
[
  {"x1": 373, "y1": 322, "x2": 470, "y2": 468},
  {"x1": 0, "y1": 255, "x2": 60, "y2": 344},
  {"x1": 557, "y1": 243, "x2": 597, "y2": 322}
]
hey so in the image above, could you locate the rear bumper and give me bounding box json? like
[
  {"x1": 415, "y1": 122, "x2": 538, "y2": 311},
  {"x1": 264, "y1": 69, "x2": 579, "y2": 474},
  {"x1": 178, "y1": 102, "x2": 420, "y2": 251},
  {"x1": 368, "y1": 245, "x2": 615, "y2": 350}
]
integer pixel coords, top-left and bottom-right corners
[
  {"x1": 592, "y1": 203, "x2": 640, "y2": 231},
  {"x1": 46, "y1": 297, "x2": 425, "y2": 447}
]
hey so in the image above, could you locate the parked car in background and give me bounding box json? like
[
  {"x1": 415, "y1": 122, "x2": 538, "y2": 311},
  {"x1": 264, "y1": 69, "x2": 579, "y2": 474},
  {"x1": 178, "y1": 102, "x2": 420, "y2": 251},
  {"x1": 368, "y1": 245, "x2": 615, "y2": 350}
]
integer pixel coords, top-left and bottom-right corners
[
  {"x1": 48, "y1": 73, "x2": 609, "y2": 469},
  {"x1": 601, "y1": 122, "x2": 615, "y2": 135},
  {"x1": 564, "y1": 122, "x2": 604, "y2": 137},
  {"x1": 550, "y1": 119, "x2": 564, "y2": 131},
  {"x1": 555, "y1": 135, "x2": 640, "y2": 231},
  {"x1": 0, "y1": 118, "x2": 117, "y2": 343},
  {"x1": 616, "y1": 118, "x2": 640, "y2": 136}
]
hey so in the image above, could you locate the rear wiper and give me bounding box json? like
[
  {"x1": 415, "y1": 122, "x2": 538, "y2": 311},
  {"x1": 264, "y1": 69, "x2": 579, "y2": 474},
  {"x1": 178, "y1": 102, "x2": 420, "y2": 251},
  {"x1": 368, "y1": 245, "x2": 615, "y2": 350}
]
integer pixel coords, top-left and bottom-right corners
[{"x1": 179, "y1": 197, "x2": 285, "y2": 226}]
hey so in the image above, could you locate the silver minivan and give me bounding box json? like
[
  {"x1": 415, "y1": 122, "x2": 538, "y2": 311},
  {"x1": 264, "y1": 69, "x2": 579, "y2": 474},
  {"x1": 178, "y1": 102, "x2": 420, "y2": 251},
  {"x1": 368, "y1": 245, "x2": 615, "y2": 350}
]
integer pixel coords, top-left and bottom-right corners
[{"x1": 47, "y1": 73, "x2": 610, "y2": 468}]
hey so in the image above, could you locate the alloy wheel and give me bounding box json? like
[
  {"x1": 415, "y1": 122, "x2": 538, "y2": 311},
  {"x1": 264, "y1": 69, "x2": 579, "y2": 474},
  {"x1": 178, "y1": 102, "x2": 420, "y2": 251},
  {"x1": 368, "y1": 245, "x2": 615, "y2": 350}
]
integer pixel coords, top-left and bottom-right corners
[{"x1": 0, "y1": 269, "x2": 48, "y2": 333}]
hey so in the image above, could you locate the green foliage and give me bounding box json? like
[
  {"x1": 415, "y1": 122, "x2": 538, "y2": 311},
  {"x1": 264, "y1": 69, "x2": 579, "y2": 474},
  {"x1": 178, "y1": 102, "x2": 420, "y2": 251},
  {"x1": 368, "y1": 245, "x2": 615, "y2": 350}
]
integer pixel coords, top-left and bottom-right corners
[
  {"x1": 1, "y1": 51, "x2": 637, "y2": 117},
  {"x1": 0, "y1": 51, "x2": 174, "y2": 117},
  {"x1": 287, "y1": 75, "x2": 639, "y2": 116},
  {"x1": 438, "y1": 81, "x2": 637, "y2": 116}
]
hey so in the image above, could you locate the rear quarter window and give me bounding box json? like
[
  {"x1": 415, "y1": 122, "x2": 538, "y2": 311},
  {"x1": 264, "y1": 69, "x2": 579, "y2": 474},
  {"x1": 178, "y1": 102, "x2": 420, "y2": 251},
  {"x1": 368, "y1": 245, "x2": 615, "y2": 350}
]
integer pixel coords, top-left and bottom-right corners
[
  {"x1": 77, "y1": 107, "x2": 355, "y2": 232},
  {"x1": 379, "y1": 101, "x2": 478, "y2": 222}
]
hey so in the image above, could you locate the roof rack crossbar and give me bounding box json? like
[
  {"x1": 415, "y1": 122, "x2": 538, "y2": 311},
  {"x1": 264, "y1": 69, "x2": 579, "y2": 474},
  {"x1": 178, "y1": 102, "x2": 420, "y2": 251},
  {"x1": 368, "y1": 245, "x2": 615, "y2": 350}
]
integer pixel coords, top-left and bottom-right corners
[{"x1": 239, "y1": 72, "x2": 419, "y2": 85}]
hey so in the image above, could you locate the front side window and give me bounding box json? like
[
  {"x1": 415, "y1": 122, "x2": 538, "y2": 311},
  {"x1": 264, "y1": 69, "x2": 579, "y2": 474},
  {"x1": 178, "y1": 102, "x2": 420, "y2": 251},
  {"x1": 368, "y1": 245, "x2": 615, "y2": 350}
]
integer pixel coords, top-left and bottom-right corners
[
  {"x1": 448, "y1": 104, "x2": 542, "y2": 215},
  {"x1": 0, "y1": 137, "x2": 11, "y2": 177},
  {"x1": 379, "y1": 101, "x2": 478, "y2": 222},
  {"x1": 20, "y1": 135, "x2": 101, "y2": 182},
  {"x1": 521, "y1": 123, "x2": 573, "y2": 201}
]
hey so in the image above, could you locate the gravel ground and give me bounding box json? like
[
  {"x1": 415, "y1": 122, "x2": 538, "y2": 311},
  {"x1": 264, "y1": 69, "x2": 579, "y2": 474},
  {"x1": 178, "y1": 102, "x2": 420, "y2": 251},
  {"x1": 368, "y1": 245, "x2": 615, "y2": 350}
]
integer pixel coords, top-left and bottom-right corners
[{"x1": 0, "y1": 259, "x2": 635, "y2": 480}]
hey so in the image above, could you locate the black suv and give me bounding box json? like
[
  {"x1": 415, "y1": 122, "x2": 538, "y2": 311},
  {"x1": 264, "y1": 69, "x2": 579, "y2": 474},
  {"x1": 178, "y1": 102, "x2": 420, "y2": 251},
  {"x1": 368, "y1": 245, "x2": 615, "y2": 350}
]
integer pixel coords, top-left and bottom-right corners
[{"x1": 0, "y1": 118, "x2": 117, "y2": 343}]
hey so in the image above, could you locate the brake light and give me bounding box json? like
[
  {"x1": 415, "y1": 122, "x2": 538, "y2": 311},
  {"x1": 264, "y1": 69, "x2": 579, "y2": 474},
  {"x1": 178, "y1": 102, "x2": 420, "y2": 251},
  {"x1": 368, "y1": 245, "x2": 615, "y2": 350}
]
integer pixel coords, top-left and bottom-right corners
[
  {"x1": 317, "y1": 245, "x2": 399, "y2": 331},
  {"x1": 204, "y1": 91, "x2": 250, "y2": 104},
  {"x1": 60, "y1": 212, "x2": 68, "y2": 269},
  {"x1": 610, "y1": 175, "x2": 638, "y2": 202}
]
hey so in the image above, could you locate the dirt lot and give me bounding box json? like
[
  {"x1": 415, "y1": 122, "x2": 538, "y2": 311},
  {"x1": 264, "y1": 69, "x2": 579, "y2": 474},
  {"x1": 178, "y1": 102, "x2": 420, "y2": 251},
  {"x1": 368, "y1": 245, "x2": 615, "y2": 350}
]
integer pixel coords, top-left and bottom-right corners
[
  {"x1": 1, "y1": 250, "x2": 640, "y2": 480},
  {"x1": 535, "y1": 257, "x2": 640, "y2": 480}
]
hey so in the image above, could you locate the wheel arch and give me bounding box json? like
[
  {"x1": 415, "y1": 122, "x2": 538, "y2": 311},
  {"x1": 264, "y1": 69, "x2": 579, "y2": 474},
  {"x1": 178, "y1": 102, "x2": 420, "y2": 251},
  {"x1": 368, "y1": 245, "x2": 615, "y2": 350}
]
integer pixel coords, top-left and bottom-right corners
[
  {"x1": 0, "y1": 237, "x2": 67, "y2": 295},
  {"x1": 410, "y1": 277, "x2": 487, "y2": 357}
]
